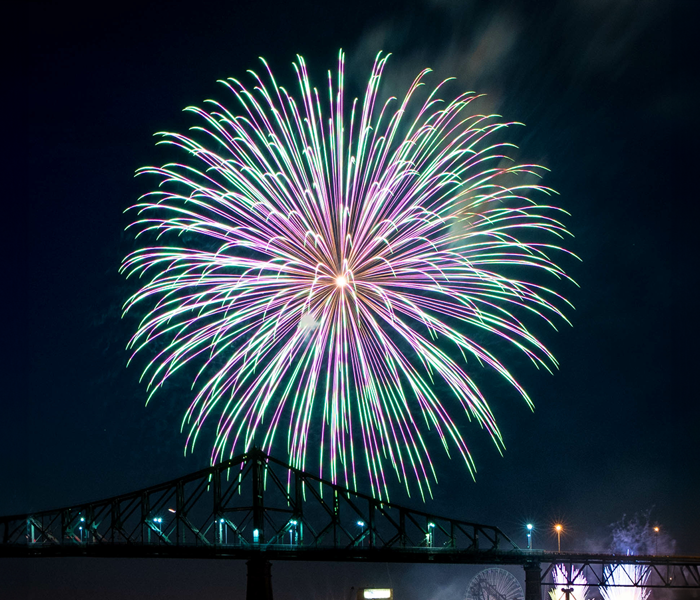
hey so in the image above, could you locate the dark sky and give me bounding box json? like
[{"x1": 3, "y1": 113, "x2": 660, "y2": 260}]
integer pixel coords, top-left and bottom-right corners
[{"x1": 4, "y1": 0, "x2": 699, "y2": 598}]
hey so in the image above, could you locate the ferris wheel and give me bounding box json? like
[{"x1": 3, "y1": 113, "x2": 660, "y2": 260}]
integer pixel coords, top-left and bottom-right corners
[{"x1": 465, "y1": 568, "x2": 525, "y2": 600}]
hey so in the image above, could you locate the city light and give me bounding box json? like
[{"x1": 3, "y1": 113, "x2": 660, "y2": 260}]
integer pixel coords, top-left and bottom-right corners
[
  {"x1": 362, "y1": 590, "x2": 392, "y2": 599},
  {"x1": 218, "y1": 518, "x2": 228, "y2": 545},
  {"x1": 526, "y1": 523, "x2": 533, "y2": 550},
  {"x1": 153, "y1": 517, "x2": 163, "y2": 536},
  {"x1": 554, "y1": 524, "x2": 563, "y2": 552},
  {"x1": 654, "y1": 525, "x2": 661, "y2": 554},
  {"x1": 427, "y1": 522, "x2": 435, "y2": 546},
  {"x1": 289, "y1": 520, "x2": 298, "y2": 544},
  {"x1": 356, "y1": 520, "x2": 366, "y2": 547}
]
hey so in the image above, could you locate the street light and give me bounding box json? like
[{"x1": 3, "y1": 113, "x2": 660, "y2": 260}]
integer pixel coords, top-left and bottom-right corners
[
  {"x1": 526, "y1": 523, "x2": 533, "y2": 550},
  {"x1": 654, "y1": 526, "x2": 660, "y2": 554},
  {"x1": 289, "y1": 520, "x2": 298, "y2": 545},
  {"x1": 554, "y1": 524, "x2": 563, "y2": 552},
  {"x1": 357, "y1": 521, "x2": 365, "y2": 546},
  {"x1": 218, "y1": 518, "x2": 227, "y2": 545},
  {"x1": 427, "y1": 522, "x2": 435, "y2": 547}
]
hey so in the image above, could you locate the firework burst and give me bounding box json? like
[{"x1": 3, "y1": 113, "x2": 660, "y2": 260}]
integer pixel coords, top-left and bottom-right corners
[
  {"x1": 601, "y1": 564, "x2": 651, "y2": 600},
  {"x1": 121, "y1": 50, "x2": 575, "y2": 499},
  {"x1": 549, "y1": 564, "x2": 588, "y2": 600}
]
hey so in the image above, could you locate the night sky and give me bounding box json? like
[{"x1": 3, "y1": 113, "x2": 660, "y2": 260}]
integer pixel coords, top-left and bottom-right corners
[{"x1": 5, "y1": 0, "x2": 699, "y2": 598}]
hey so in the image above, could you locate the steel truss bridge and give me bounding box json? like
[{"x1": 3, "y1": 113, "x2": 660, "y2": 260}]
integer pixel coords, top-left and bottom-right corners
[{"x1": 2, "y1": 449, "x2": 699, "y2": 599}]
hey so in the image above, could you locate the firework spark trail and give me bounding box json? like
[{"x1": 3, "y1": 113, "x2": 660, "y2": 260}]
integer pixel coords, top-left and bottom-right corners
[
  {"x1": 549, "y1": 564, "x2": 588, "y2": 600},
  {"x1": 600, "y1": 563, "x2": 651, "y2": 600},
  {"x1": 121, "y1": 50, "x2": 576, "y2": 499}
]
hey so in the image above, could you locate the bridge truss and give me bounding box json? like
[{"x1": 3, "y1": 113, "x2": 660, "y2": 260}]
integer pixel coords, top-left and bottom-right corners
[
  {"x1": 0, "y1": 448, "x2": 513, "y2": 557},
  {"x1": 1, "y1": 449, "x2": 699, "y2": 598}
]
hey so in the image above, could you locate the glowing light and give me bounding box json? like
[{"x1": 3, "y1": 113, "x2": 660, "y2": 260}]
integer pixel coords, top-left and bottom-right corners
[
  {"x1": 554, "y1": 524, "x2": 563, "y2": 552},
  {"x1": 363, "y1": 590, "x2": 392, "y2": 599},
  {"x1": 526, "y1": 523, "x2": 534, "y2": 550},
  {"x1": 122, "y1": 50, "x2": 576, "y2": 500}
]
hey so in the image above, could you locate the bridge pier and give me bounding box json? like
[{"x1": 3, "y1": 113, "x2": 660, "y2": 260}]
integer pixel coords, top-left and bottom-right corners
[
  {"x1": 524, "y1": 562, "x2": 541, "y2": 600},
  {"x1": 246, "y1": 556, "x2": 273, "y2": 600}
]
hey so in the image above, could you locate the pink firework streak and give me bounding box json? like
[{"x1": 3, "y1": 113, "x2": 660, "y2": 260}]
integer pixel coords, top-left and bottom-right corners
[{"x1": 121, "y1": 51, "x2": 577, "y2": 499}]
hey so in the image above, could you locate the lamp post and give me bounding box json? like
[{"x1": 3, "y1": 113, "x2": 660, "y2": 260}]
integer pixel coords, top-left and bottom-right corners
[
  {"x1": 555, "y1": 524, "x2": 562, "y2": 552},
  {"x1": 289, "y1": 520, "x2": 298, "y2": 545},
  {"x1": 526, "y1": 524, "x2": 533, "y2": 550},
  {"x1": 427, "y1": 522, "x2": 435, "y2": 547},
  {"x1": 357, "y1": 521, "x2": 365, "y2": 547},
  {"x1": 152, "y1": 517, "x2": 163, "y2": 545},
  {"x1": 219, "y1": 518, "x2": 228, "y2": 545},
  {"x1": 654, "y1": 526, "x2": 660, "y2": 554}
]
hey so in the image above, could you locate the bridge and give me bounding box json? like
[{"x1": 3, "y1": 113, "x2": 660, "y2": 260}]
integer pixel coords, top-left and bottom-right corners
[{"x1": 2, "y1": 449, "x2": 699, "y2": 599}]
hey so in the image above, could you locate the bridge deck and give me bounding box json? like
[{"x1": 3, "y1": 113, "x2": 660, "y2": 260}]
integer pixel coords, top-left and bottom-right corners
[{"x1": 2, "y1": 449, "x2": 699, "y2": 590}]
